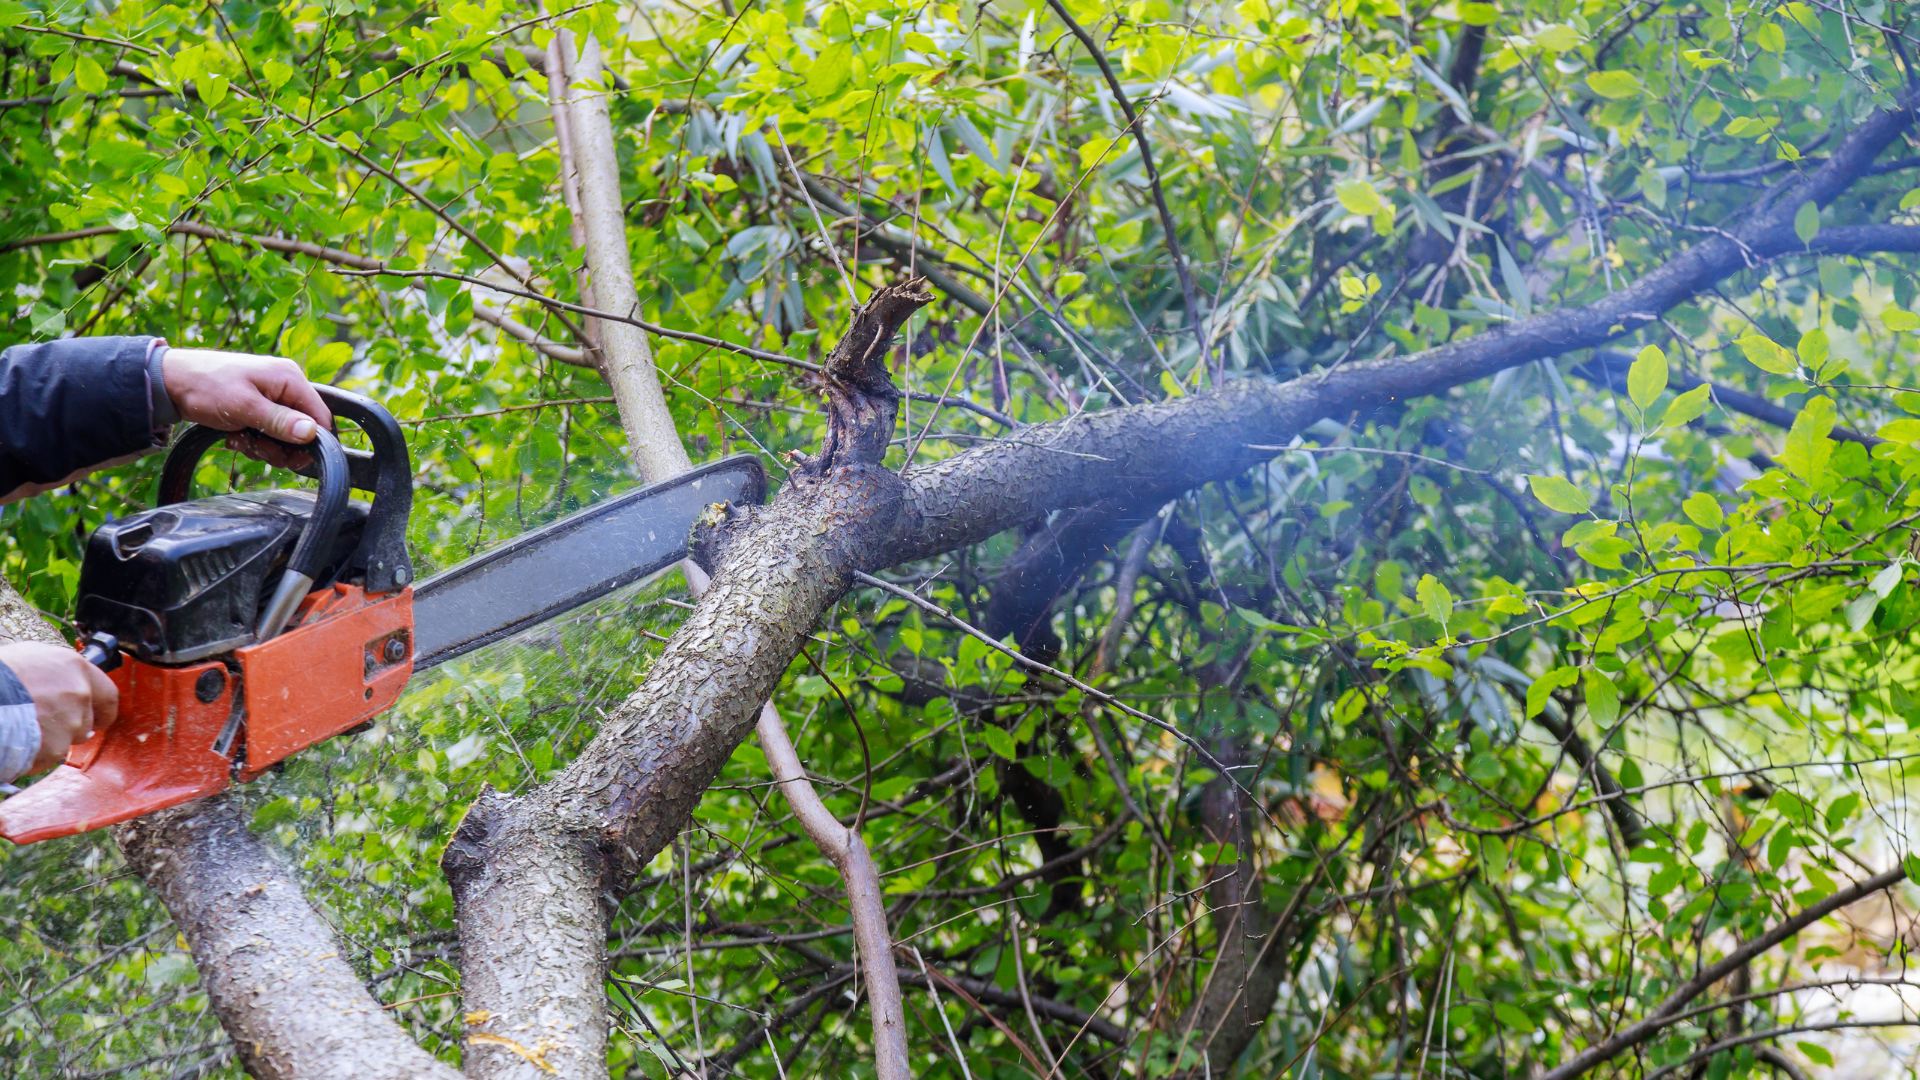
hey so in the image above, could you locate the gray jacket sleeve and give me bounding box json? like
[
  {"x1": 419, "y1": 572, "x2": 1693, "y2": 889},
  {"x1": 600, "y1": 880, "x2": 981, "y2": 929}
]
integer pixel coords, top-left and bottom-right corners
[{"x1": 0, "y1": 660, "x2": 39, "y2": 792}]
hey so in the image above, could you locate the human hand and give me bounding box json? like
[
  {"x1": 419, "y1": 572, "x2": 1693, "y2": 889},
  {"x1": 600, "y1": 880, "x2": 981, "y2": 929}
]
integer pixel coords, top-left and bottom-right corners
[
  {"x1": 161, "y1": 349, "x2": 333, "y2": 467},
  {"x1": 0, "y1": 643, "x2": 119, "y2": 776}
]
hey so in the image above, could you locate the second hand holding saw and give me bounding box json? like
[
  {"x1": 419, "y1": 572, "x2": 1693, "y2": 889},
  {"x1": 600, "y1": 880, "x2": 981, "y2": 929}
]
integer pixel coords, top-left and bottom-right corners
[{"x1": 0, "y1": 385, "x2": 764, "y2": 844}]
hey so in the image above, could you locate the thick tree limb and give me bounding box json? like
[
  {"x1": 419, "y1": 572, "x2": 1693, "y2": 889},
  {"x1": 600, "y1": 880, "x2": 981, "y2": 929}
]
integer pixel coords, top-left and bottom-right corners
[
  {"x1": 880, "y1": 89, "x2": 1920, "y2": 1079},
  {"x1": 441, "y1": 792, "x2": 609, "y2": 1080},
  {"x1": 442, "y1": 289, "x2": 928, "y2": 1080},
  {"x1": 887, "y1": 91, "x2": 1920, "y2": 567},
  {"x1": 116, "y1": 799, "x2": 467, "y2": 1080}
]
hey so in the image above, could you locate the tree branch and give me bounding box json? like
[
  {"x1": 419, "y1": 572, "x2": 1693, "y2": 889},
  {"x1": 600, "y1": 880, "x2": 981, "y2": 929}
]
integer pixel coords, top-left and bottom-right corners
[
  {"x1": 753, "y1": 701, "x2": 909, "y2": 1080},
  {"x1": 886, "y1": 90, "x2": 1920, "y2": 567},
  {"x1": 1577, "y1": 348, "x2": 1881, "y2": 446},
  {"x1": 115, "y1": 798, "x2": 468, "y2": 1080},
  {"x1": 563, "y1": 34, "x2": 689, "y2": 483}
]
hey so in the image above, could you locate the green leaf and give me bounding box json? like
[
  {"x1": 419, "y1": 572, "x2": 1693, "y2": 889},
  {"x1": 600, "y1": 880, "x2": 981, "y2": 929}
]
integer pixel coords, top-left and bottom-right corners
[
  {"x1": 1526, "y1": 474, "x2": 1591, "y2": 514},
  {"x1": 1663, "y1": 384, "x2": 1712, "y2": 428},
  {"x1": 1846, "y1": 590, "x2": 1882, "y2": 632},
  {"x1": 201, "y1": 73, "x2": 230, "y2": 107},
  {"x1": 1492, "y1": 1003, "x2": 1535, "y2": 1033},
  {"x1": 1825, "y1": 792, "x2": 1860, "y2": 832},
  {"x1": 980, "y1": 724, "x2": 1018, "y2": 760},
  {"x1": 1794, "y1": 199, "x2": 1820, "y2": 243},
  {"x1": 1495, "y1": 239, "x2": 1530, "y2": 316},
  {"x1": 262, "y1": 59, "x2": 295, "y2": 91},
  {"x1": 73, "y1": 55, "x2": 109, "y2": 94},
  {"x1": 1583, "y1": 669, "x2": 1621, "y2": 725},
  {"x1": 1585, "y1": 70, "x2": 1642, "y2": 99},
  {"x1": 946, "y1": 114, "x2": 1004, "y2": 175},
  {"x1": 674, "y1": 219, "x2": 710, "y2": 252},
  {"x1": 1417, "y1": 574, "x2": 1453, "y2": 631},
  {"x1": 1779, "y1": 395, "x2": 1836, "y2": 482},
  {"x1": 1527, "y1": 666, "x2": 1579, "y2": 718},
  {"x1": 1906, "y1": 853, "x2": 1920, "y2": 883},
  {"x1": 1902, "y1": 189, "x2": 1920, "y2": 211},
  {"x1": 1797, "y1": 1042, "x2": 1834, "y2": 1067},
  {"x1": 1739, "y1": 333, "x2": 1797, "y2": 374},
  {"x1": 1533, "y1": 25, "x2": 1579, "y2": 50},
  {"x1": 1797, "y1": 328, "x2": 1829, "y2": 366},
  {"x1": 28, "y1": 301, "x2": 65, "y2": 338},
  {"x1": 1871, "y1": 560, "x2": 1906, "y2": 599},
  {"x1": 1647, "y1": 864, "x2": 1683, "y2": 896},
  {"x1": 1767, "y1": 826, "x2": 1795, "y2": 868},
  {"x1": 807, "y1": 43, "x2": 853, "y2": 98},
  {"x1": 1636, "y1": 165, "x2": 1667, "y2": 209},
  {"x1": 1886, "y1": 307, "x2": 1920, "y2": 331},
  {"x1": 1627, "y1": 344, "x2": 1668, "y2": 413},
  {"x1": 1335, "y1": 179, "x2": 1384, "y2": 217},
  {"x1": 1681, "y1": 492, "x2": 1724, "y2": 529},
  {"x1": 1457, "y1": 2, "x2": 1498, "y2": 26}
]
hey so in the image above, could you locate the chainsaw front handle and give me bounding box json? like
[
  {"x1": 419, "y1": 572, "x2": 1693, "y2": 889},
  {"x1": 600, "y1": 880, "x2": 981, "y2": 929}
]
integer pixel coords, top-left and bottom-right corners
[{"x1": 155, "y1": 384, "x2": 415, "y2": 595}]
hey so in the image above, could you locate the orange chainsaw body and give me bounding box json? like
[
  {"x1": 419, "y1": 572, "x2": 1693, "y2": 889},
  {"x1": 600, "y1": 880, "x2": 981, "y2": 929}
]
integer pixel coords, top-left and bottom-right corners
[
  {"x1": 0, "y1": 584, "x2": 413, "y2": 844},
  {"x1": 0, "y1": 385, "x2": 420, "y2": 846}
]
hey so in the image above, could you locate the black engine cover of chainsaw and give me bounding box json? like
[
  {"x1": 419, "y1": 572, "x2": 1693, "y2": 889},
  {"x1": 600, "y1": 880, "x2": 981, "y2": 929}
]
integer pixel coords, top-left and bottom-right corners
[{"x1": 75, "y1": 491, "x2": 369, "y2": 664}]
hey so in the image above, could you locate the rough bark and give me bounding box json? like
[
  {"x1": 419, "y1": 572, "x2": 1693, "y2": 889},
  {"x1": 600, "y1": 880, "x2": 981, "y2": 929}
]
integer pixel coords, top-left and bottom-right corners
[
  {"x1": 441, "y1": 793, "x2": 610, "y2": 1080},
  {"x1": 9, "y1": 72, "x2": 1916, "y2": 1080},
  {"x1": 117, "y1": 799, "x2": 467, "y2": 1080},
  {"x1": 1174, "y1": 734, "x2": 1288, "y2": 1078},
  {"x1": 930, "y1": 88, "x2": 1920, "y2": 1077}
]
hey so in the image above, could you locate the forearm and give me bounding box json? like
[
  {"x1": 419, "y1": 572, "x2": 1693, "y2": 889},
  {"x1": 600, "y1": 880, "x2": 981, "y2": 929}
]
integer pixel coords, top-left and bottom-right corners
[{"x1": 0, "y1": 336, "x2": 169, "y2": 502}]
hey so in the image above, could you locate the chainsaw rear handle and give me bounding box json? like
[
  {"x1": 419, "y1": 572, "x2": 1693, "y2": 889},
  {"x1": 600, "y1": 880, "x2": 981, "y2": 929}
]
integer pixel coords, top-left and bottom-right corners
[
  {"x1": 79, "y1": 632, "x2": 122, "y2": 672},
  {"x1": 156, "y1": 384, "x2": 415, "y2": 596}
]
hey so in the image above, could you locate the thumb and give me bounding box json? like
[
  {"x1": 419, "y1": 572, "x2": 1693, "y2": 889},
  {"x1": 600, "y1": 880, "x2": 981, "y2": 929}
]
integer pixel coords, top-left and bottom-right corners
[{"x1": 256, "y1": 403, "x2": 321, "y2": 444}]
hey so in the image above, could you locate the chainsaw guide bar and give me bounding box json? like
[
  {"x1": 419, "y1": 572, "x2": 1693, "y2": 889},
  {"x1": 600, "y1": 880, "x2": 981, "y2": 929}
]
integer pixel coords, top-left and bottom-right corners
[
  {"x1": 0, "y1": 386, "x2": 765, "y2": 845},
  {"x1": 410, "y1": 454, "x2": 763, "y2": 671}
]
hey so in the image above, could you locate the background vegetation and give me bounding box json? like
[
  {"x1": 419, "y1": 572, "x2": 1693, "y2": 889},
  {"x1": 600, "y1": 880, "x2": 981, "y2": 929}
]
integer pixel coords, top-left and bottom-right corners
[{"x1": 8, "y1": 0, "x2": 1920, "y2": 1075}]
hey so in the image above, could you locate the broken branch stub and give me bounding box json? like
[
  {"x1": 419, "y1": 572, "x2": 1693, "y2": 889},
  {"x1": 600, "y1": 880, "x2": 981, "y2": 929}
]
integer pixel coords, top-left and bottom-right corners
[{"x1": 808, "y1": 278, "x2": 934, "y2": 474}]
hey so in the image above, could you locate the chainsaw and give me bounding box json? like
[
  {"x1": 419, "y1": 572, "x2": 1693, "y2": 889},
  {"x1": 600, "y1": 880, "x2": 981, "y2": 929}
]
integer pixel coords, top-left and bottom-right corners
[{"x1": 0, "y1": 385, "x2": 763, "y2": 845}]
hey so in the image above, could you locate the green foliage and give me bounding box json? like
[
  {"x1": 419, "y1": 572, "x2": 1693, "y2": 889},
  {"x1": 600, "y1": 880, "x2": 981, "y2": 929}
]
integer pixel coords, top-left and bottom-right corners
[{"x1": 6, "y1": 0, "x2": 1920, "y2": 1075}]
